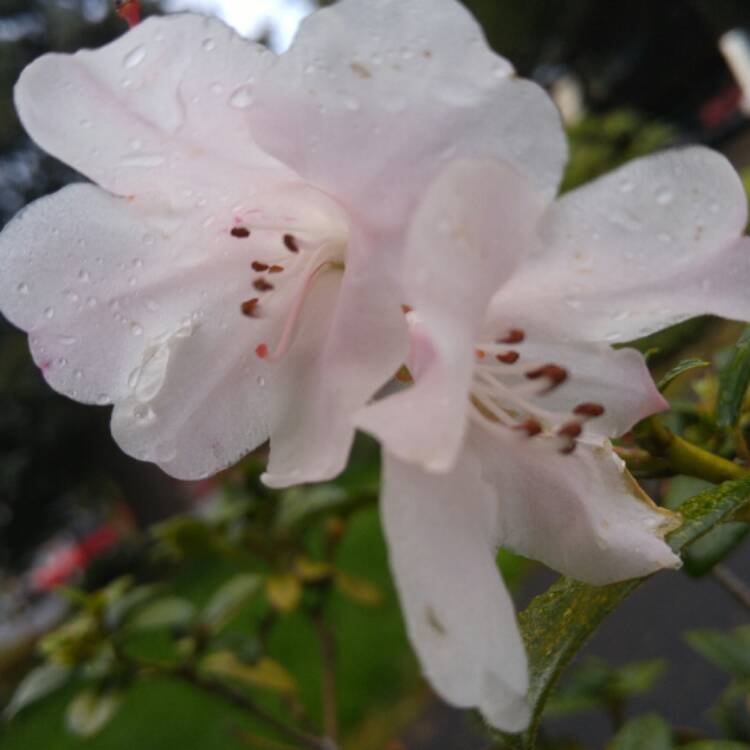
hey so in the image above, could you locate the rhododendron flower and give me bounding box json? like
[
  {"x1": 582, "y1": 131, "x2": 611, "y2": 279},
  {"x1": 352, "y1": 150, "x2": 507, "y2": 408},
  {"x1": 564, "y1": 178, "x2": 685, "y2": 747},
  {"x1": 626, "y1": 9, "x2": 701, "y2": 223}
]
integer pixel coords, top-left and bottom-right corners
[
  {"x1": 358, "y1": 148, "x2": 750, "y2": 731},
  {"x1": 0, "y1": 0, "x2": 565, "y2": 483}
]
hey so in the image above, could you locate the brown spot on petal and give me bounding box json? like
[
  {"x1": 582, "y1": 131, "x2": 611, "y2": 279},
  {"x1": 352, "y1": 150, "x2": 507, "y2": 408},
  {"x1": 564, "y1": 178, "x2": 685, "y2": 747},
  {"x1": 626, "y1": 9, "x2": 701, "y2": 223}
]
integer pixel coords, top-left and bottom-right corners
[
  {"x1": 574, "y1": 402, "x2": 606, "y2": 418},
  {"x1": 514, "y1": 419, "x2": 542, "y2": 437},
  {"x1": 496, "y1": 351, "x2": 520, "y2": 364},
  {"x1": 251, "y1": 261, "x2": 269, "y2": 272},
  {"x1": 475, "y1": 349, "x2": 486, "y2": 359},
  {"x1": 269, "y1": 265, "x2": 284, "y2": 274},
  {"x1": 351, "y1": 62, "x2": 372, "y2": 79},
  {"x1": 254, "y1": 278, "x2": 274, "y2": 292},
  {"x1": 560, "y1": 441, "x2": 577, "y2": 455},
  {"x1": 231, "y1": 226, "x2": 251, "y2": 238},
  {"x1": 283, "y1": 234, "x2": 300, "y2": 253},
  {"x1": 240, "y1": 298, "x2": 260, "y2": 317},
  {"x1": 401, "y1": 305, "x2": 413, "y2": 314},
  {"x1": 499, "y1": 328, "x2": 525, "y2": 345}
]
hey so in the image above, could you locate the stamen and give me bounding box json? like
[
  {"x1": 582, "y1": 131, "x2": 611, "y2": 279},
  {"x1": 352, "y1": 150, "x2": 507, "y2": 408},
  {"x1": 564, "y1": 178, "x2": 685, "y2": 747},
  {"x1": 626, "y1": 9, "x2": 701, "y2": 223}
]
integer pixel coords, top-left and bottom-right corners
[
  {"x1": 558, "y1": 422, "x2": 582, "y2": 438},
  {"x1": 574, "y1": 402, "x2": 606, "y2": 418},
  {"x1": 254, "y1": 278, "x2": 274, "y2": 292},
  {"x1": 499, "y1": 329, "x2": 525, "y2": 345},
  {"x1": 496, "y1": 351, "x2": 520, "y2": 364},
  {"x1": 402, "y1": 305, "x2": 414, "y2": 314},
  {"x1": 475, "y1": 349, "x2": 486, "y2": 360},
  {"x1": 231, "y1": 226, "x2": 251, "y2": 238},
  {"x1": 240, "y1": 298, "x2": 260, "y2": 318},
  {"x1": 514, "y1": 419, "x2": 542, "y2": 437},
  {"x1": 526, "y1": 364, "x2": 568, "y2": 391},
  {"x1": 255, "y1": 261, "x2": 342, "y2": 363},
  {"x1": 269, "y1": 265, "x2": 285, "y2": 274},
  {"x1": 283, "y1": 234, "x2": 300, "y2": 253},
  {"x1": 251, "y1": 261, "x2": 269, "y2": 272}
]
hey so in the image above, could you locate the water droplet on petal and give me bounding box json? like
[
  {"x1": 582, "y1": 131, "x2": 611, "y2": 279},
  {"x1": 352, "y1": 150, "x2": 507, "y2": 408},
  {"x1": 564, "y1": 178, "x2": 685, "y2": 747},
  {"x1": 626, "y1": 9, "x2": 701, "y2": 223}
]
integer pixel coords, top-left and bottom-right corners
[
  {"x1": 229, "y1": 84, "x2": 254, "y2": 109},
  {"x1": 43, "y1": 306, "x2": 54, "y2": 319},
  {"x1": 124, "y1": 45, "x2": 147, "y2": 69},
  {"x1": 656, "y1": 189, "x2": 673, "y2": 206},
  {"x1": 142, "y1": 233, "x2": 156, "y2": 246},
  {"x1": 134, "y1": 403, "x2": 156, "y2": 423},
  {"x1": 344, "y1": 96, "x2": 360, "y2": 111},
  {"x1": 74, "y1": 369, "x2": 83, "y2": 380},
  {"x1": 130, "y1": 322, "x2": 143, "y2": 336},
  {"x1": 17, "y1": 282, "x2": 29, "y2": 295},
  {"x1": 619, "y1": 180, "x2": 634, "y2": 194},
  {"x1": 59, "y1": 335, "x2": 77, "y2": 346},
  {"x1": 79, "y1": 118, "x2": 92, "y2": 129},
  {"x1": 96, "y1": 394, "x2": 110, "y2": 405},
  {"x1": 65, "y1": 290, "x2": 79, "y2": 303},
  {"x1": 256, "y1": 376, "x2": 265, "y2": 387},
  {"x1": 77, "y1": 269, "x2": 90, "y2": 283},
  {"x1": 130, "y1": 138, "x2": 143, "y2": 151},
  {"x1": 202, "y1": 38, "x2": 216, "y2": 52},
  {"x1": 658, "y1": 232, "x2": 672, "y2": 244}
]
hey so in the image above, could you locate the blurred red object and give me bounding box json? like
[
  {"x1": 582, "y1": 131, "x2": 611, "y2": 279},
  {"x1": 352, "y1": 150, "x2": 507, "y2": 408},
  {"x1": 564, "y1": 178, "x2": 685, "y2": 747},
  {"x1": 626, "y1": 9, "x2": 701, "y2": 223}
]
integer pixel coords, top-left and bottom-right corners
[{"x1": 115, "y1": 0, "x2": 141, "y2": 28}]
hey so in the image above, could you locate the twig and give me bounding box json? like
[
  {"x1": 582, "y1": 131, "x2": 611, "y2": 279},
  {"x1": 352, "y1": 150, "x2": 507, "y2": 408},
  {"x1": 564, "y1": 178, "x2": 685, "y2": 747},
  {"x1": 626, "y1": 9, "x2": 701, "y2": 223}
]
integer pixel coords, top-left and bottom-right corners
[
  {"x1": 713, "y1": 564, "x2": 750, "y2": 613},
  {"x1": 314, "y1": 615, "x2": 339, "y2": 746}
]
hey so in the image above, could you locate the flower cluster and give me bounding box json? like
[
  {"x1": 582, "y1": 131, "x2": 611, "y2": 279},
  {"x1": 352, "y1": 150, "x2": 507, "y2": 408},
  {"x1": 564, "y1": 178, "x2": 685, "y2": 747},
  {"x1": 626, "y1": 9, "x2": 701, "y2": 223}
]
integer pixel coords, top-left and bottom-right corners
[{"x1": 3, "y1": 0, "x2": 750, "y2": 732}]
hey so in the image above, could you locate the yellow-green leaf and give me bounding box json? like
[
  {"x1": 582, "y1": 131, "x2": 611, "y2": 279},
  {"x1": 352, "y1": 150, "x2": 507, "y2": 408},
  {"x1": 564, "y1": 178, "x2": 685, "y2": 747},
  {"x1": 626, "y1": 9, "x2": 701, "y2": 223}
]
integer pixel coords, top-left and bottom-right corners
[
  {"x1": 266, "y1": 574, "x2": 302, "y2": 613},
  {"x1": 66, "y1": 690, "x2": 122, "y2": 738},
  {"x1": 335, "y1": 572, "x2": 382, "y2": 606},
  {"x1": 202, "y1": 652, "x2": 296, "y2": 694}
]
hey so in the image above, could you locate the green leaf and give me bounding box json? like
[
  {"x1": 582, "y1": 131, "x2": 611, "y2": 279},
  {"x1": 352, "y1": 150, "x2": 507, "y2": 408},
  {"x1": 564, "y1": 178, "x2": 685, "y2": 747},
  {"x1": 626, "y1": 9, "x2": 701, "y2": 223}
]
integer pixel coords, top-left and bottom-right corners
[
  {"x1": 657, "y1": 359, "x2": 710, "y2": 392},
  {"x1": 201, "y1": 652, "x2": 297, "y2": 694},
  {"x1": 685, "y1": 626, "x2": 750, "y2": 679},
  {"x1": 680, "y1": 742, "x2": 750, "y2": 750},
  {"x1": 608, "y1": 714, "x2": 673, "y2": 750},
  {"x1": 104, "y1": 584, "x2": 160, "y2": 630},
  {"x1": 496, "y1": 478, "x2": 750, "y2": 748},
  {"x1": 275, "y1": 485, "x2": 351, "y2": 529},
  {"x1": 65, "y1": 689, "x2": 122, "y2": 737},
  {"x1": 201, "y1": 574, "x2": 261, "y2": 631},
  {"x1": 683, "y1": 523, "x2": 750, "y2": 577},
  {"x1": 4, "y1": 663, "x2": 72, "y2": 719},
  {"x1": 126, "y1": 597, "x2": 195, "y2": 631},
  {"x1": 717, "y1": 325, "x2": 750, "y2": 428}
]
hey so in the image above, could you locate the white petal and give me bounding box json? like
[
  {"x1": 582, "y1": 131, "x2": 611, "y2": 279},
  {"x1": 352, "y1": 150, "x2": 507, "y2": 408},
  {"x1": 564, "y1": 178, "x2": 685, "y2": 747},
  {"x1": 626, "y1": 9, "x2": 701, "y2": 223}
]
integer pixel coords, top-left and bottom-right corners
[
  {"x1": 248, "y1": 0, "x2": 566, "y2": 238},
  {"x1": 15, "y1": 14, "x2": 290, "y2": 201},
  {"x1": 358, "y1": 159, "x2": 546, "y2": 471},
  {"x1": 470, "y1": 427, "x2": 681, "y2": 585},
  {"x1": 493, "y1": 147, "x2": 750, "y2": 342},
  {"x1": 382, "y1": 449, "x2": 530, "y2": 732}
]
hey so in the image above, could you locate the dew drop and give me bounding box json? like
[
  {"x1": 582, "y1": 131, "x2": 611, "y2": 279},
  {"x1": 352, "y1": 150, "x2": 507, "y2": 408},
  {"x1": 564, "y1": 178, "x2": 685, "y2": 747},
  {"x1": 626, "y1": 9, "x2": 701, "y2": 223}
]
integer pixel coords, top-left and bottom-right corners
[
  {"x1": 56, "y1": 357, "x2": 68, "y2": 367},
  {"x1": 77, "y1": 269, "x2": 90, "y2": 283},
  {"x1": 344, "y1": 96, "x2": 360, "y2": 111},
  {"x1": 134, "y1": 403, "x2": 156, "y2": 423},
  {"x1": 132, "y1": 257, "x2": 144, "y2": 269},
  {"x1": 565, "y1": 298, "x2": 582, "y2": 310},
  {"x1": 129, "y1": 138, "x2": 143, "y2": 151},
  {"x1": 86, "y1": 296, "x2": 98, "y2": 309},
  {"x1": 210, "y1": 82, "x2": 224, "y2": 96},
  {"x1": 229, "y1": 84, "x2": 255, "y2": 109},
  {"x1": 59, "y1": 335, "x2": 77, "y2": 346},
  {"x1": 256, "y1": 375, "x2": 266, "y2": 387},
  {"x1": 79, "y1": 118, "x2": 92, "y2": 129},
  {"x1": 656, "y1": 189, "x2": 673, "y2": 206},
  {"x1": 130, "y1": 322, "x2": 144, "y2": 336},
  {"x1": 96, "y1": 394, "x2": 110, "y2": 406},
  {"x1": 16, "y1": 282, "x2": 29, "y2": 295},
  {"x1": 43, "y1": 306, "x2": 55, "y2": 319},
  {"x1": 619, "y1": 180, "x2": 634, "y2": 194},
  {"x1": 657, "y1": 232, "x2": 672, "y2": 244},
  {"x1": 74, "y1": 369, "x2": 83, "y2": 380},
  {"x1": 65, "y1": 290, "x2": 80, "y2": 303},
  {"x1": 202, "y1": 38, "x2": 216, "y2": 52},
  {"x1": 146, "y1": 299, "x2": 160, "y2": 312},
  {"x1": 142, "y1": 233, "x2": 156, "y2": 246},
  {"x1": 124, "y1": 45, "x2": 147, "y2": 69}
]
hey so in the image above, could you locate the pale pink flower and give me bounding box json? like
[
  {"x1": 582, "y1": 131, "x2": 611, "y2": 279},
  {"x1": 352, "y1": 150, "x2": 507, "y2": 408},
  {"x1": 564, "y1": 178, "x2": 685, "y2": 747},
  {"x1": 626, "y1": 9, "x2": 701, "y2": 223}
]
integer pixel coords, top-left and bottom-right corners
[
  {"x1": 0, "y1": 0, "x2": 565, "y2": 483},
  {"x1": 358, "y1": 149, "x2": 750, "y2": 730}
]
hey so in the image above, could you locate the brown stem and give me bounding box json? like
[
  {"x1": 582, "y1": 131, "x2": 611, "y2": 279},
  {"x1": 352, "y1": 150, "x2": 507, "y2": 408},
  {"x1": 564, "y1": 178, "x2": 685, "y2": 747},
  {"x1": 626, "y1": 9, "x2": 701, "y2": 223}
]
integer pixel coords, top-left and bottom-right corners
[
  {"x1": 314, "y1": 615, "x2": 339, "y2": 745},
  {"x1": 712, "y1": 564, "x2": 750, "y2": 613}
]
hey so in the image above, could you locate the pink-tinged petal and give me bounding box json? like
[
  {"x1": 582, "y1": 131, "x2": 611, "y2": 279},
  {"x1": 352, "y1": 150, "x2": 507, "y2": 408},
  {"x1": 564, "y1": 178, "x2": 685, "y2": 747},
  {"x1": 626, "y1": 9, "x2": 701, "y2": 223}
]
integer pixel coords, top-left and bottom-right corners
[
  {"x1": 248, "y1": 0, "x2": 566, "y2": 237},
  {"x1": 112, "y1": 270, "x2": 346, "y2": 481},
  {"x1": 15, "y1": 14, "x2": 292, "y2": 202},
  {"x1": 493, "y1": 147, "x2": 750, "y2": 342},
  {"x1": 474, "y1": 321, "x2": 668, "y2": 439},
  {"x1": 382, "y1": 449, "x2": 530, "y2": 732},
  {"x1": 470, "y1": 426, "x2": 681, "y2": 585},
  {"x1": 358, "y1": 159, "x2": 546, "y2": 471}
]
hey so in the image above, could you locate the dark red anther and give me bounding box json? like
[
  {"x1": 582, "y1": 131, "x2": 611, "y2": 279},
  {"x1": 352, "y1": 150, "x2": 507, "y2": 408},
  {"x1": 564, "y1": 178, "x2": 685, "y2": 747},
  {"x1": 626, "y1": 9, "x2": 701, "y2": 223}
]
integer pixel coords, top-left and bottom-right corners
[
  {"x1": 231, "y1": 226, "x2": 251, "y2": 238},
  {"x1": 514, "y1": 419, "x2": 543, "y2": 437},
  {"x1": 559, "y1": 442, "x2": 577, "y2": 455},
  {"x1": 240, "y1": 298, "x2": 260, "y2": 318},
  {"x1": 269, "y1": 265, "x2": 285, "y2": 274},
  {"x1": 526, "y1": 364, "x2": 568, "y2": 390},
  {"x1": 115, "y1": 0, "x2": 141, "y2": 28},
  {"x1": 558, "y1": 422, "x2": 582, "y2": 439},
  {"x1": 283, "y1": 234, "x2": 300, "y2": 253},
  {"x1": 574, "y1": 402, "x2": 606, "y2": 418},
  {"x1": 255, "y1": 343, "x2": 269, "y2": 359},
  {"x1": 499, "y1": 328, "x2": 525, "y2": 345},
  {"x1": 254, "y1": 278, "x2": 274, "y2": 292},
  {"x1": 401, "y1": 305, "x2": 414, "y2": 314},
  {"x1": 251, "y1": 261, "x2": 269, "y2": 272},
  {"x1": 475, "y1": 348, "x2": 486, "y2": 360},
  {"x1": 496, "y1": 351, "x2": 520, "y2": 364}
]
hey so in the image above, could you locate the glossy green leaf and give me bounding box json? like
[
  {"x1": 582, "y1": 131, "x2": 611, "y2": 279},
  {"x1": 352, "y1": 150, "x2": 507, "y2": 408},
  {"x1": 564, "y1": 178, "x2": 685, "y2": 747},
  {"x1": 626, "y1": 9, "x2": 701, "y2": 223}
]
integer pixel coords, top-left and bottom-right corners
[
  {"x1": 717, "y1": 325, "x2": 750, "y2": 428},
  {"x1": 65, "y1": 689, "x2": 122, "y2": 738},
  {"x1": 657, "y1": 358, "x2": 709, "y2": 393},
  {"x1": 200, "y1": 574, "x2": 261, "y2": 631},
  {"x1": 496, "y1": 478, "x2": 750, "y2": 748},
  {"x1": 126, "y1": 597, "x2": 195, "y2": 631},
  {"x1": 608, "y1": 714, "x2": 672, "y2": 750},
  {"x1": 4, "y1": 663, "x2": 72, "y2": 719},
  {"x1": 685, "y1": 626, "x2": 750, "y2": 680}
]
